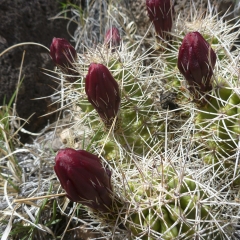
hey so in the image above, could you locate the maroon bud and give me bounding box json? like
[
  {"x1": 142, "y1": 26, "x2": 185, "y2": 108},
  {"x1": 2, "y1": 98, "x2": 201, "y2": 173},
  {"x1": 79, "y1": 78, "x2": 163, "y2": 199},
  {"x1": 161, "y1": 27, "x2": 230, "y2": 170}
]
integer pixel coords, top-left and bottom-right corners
[
  {"x1": 85, "y1": 63, "x2": 121, "y2": 128},
  {"x1": 104, "y1": 27, "x2": 121, "y2": 48},
  {"x1": 146, "y1": 0, "x2": 173, "y2": 39},
  {"x1": 177, "y1": 32, "x2": 217, "y2": 104},
  {"x1": 50, "y1": 37, "x2": 78, "y2": 82},
  {"x1": 54, "y1": 148, "x2": 112, "y2": 212}
]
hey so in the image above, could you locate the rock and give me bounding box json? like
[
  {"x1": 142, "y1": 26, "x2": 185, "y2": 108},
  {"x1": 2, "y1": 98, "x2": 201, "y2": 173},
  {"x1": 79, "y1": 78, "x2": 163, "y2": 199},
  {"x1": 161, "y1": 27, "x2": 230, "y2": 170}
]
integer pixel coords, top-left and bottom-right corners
[{"x1": 0, "y1": 0, "x2": 76, "y2": 143}]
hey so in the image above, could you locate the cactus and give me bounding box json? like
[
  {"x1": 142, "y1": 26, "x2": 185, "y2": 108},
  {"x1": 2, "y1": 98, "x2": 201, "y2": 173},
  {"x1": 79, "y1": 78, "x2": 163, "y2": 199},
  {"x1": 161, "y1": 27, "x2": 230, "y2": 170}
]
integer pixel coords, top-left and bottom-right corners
[
  {"x1": 51, "y1": 42, "x2": 233, "y2": 239},
  {"x1": 48, "y1": 2, "x2": 240, "y2": 240}
]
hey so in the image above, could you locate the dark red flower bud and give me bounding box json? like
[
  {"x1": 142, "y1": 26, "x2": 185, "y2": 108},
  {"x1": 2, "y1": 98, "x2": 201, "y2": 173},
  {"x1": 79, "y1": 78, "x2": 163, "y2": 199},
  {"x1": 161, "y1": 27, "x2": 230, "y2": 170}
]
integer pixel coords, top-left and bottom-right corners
[
  {"x1": 146, "y1": 0, "x2": 173, "y2": 39},
  {"x1": 85, "y1": 63, "x2": 121, "y2": 128},
  {"x1": 104, "y1": 27, "x2": 121, "y2": 48},
  {"x1": 177, "y1": 32, "x2": 217, "y2": 104},
  {"x1": 54, "y1": 148, "x2": 112, "y2": 212},
  {"x1": 50, "y1": 37, "x2": 78, "y2": 82}
]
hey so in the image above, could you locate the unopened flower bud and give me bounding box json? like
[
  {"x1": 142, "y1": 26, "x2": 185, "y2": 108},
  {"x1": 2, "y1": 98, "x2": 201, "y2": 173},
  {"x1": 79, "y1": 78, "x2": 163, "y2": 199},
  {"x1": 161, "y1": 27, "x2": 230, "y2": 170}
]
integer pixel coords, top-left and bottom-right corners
[
  {"x1": 146, "y1": 0, "x2": 173, "y2": 39},
  {"x1": 50, "y1": 37, "x2": 78, "y2": 82},
  {"x1": 177, "y1": 32, "x2": 217, "y2": 104},
  {"x1": 54, "y1": 148, "x2": 112, "y2": 212},
  {"x1": 104, "y1": 27, "x2": 121, "y2": 48},
  {"x1": 85, "y1": 63, "x2": 121, "y2": 128}
]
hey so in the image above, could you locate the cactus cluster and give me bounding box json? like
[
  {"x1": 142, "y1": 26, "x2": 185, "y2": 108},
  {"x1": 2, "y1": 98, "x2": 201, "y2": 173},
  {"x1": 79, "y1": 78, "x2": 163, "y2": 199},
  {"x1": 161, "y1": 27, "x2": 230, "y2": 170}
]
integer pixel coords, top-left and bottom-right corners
[{"x1": 49, "y1": 0, "x2": 240, "y2": 239}]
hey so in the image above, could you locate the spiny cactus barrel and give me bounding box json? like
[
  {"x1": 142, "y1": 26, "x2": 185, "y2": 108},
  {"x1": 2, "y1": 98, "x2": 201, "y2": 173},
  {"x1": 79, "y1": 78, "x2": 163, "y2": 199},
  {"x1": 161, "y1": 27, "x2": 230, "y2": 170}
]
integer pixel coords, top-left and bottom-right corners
[
  {"x1": 194, "y1": 81, "x2": 240, "y2": 168},
  {"x1": 177, "y1": 32, "x2": 217, "y2": 105},
  {"x1": 124, "y1": 166, "x2": 220, "y2": 239},
  {"x1": 54, "y1": 147, "x2": 219, "y2": 238}
]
